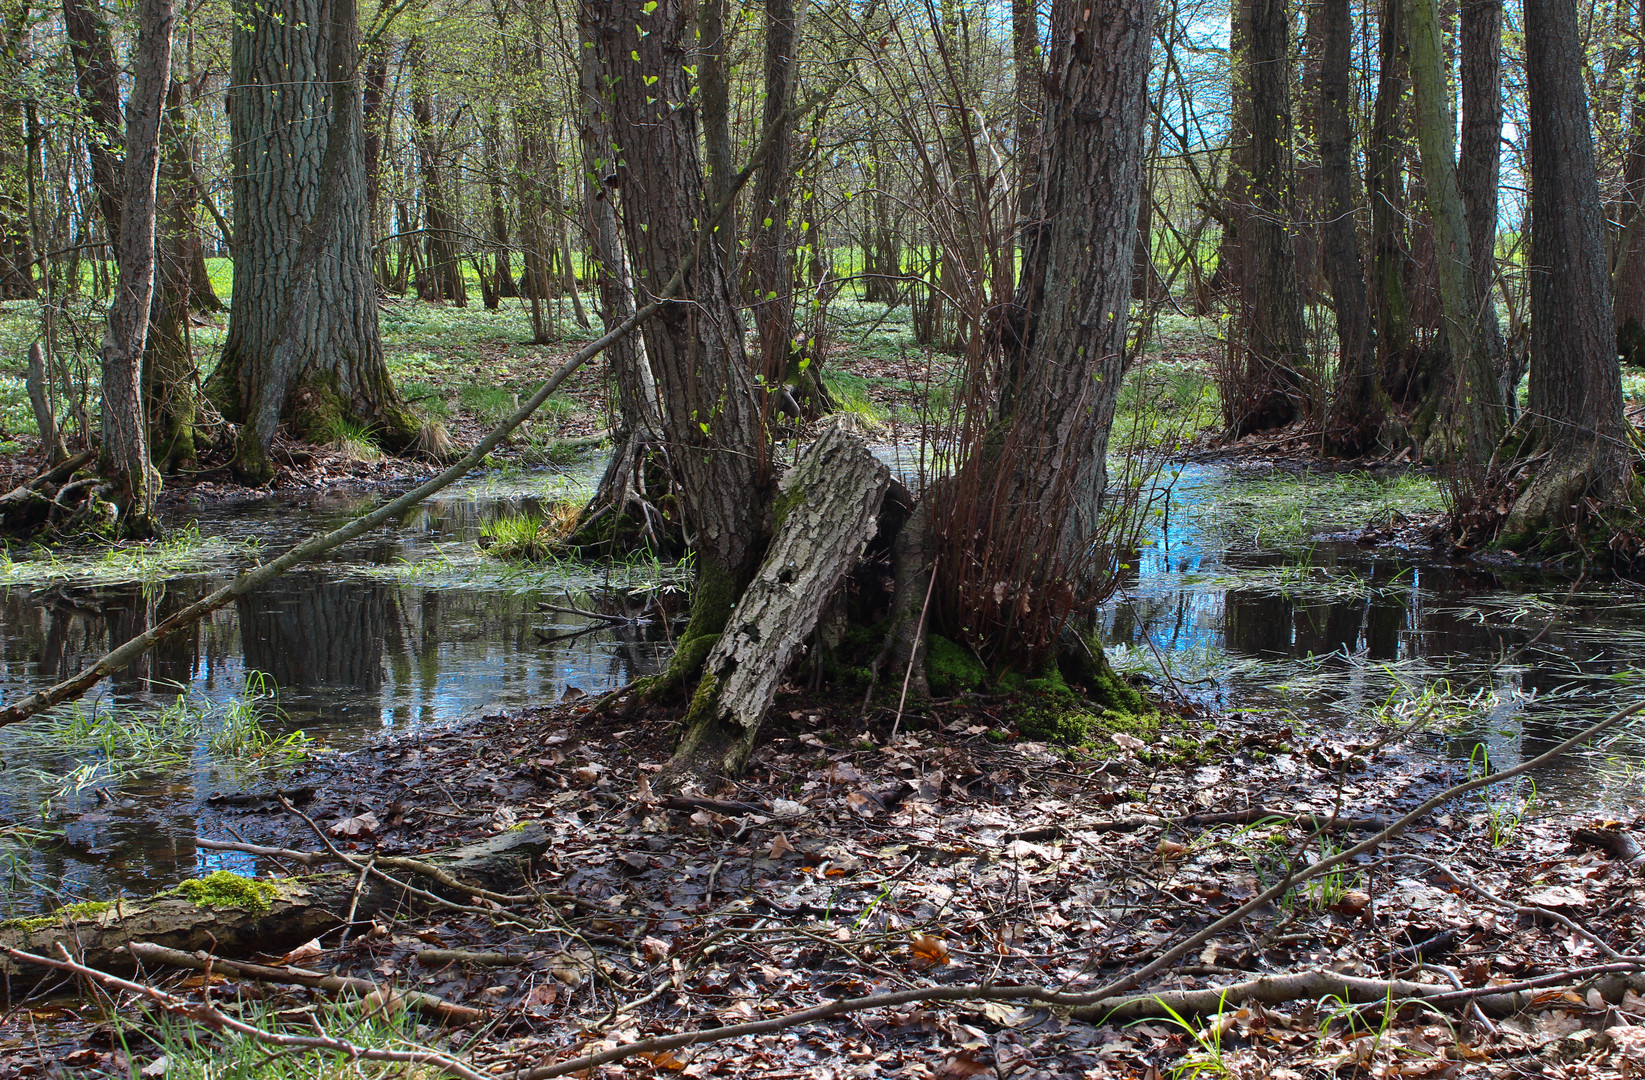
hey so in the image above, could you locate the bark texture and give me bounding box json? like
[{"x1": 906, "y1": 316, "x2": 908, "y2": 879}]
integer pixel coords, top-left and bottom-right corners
[
  {"x1": 1405, "y1": 0, "x2": 1503, "y2": 464},
  {"x1": 209, "y1": 0, "x2": 415, "y2": 482},
  {"x1": 1228, "y1": 0, "x2": 1308, "y2": 435},
  {"x1": 1458, "y1": 0, "x2": 1509, "y2": 414},
  {"x1": 1318, "y1": 0, "x2": 1381, "y2": 456},
  {"x1": 1503, "y1": 0, "x2": 1633, "y2": 544},
  {"x1": 574, "y1": 16, "x2": 668, "y2": 553},
  {"x1": 1369, "y1": 0, "x2": 1418, "y2": 402},
  {"x1": 588, "y1": 0, "x2": 771, "y2": 649},
  {"x1": 1615, "y1": 0, "x2": 1645, "y2": 366},
  {"x1": 664, "y1": 425, "x2": 889, "y2": 782},
  {"x1": 938, "y1": 0, "x2": 1155, "y2": 664},
  {"x1": 98, "y1": 0, "x2": 174, "y2": 529}
]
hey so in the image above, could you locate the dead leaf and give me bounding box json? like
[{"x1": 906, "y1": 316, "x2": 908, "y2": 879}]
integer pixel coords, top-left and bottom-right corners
[
  {"x1": 521, "y1": 983, "x2": 558, "y2": 1012},
  {"x1": 140, "y1": 1057, "x2": 168, "y2": 1079},
  {"x1": 639, "y1": 1050, "x2": 691, "y2": 1071},
  {"x1": 327, "y1": 811, "x2": 379, "y2": 838},
  {"x1": 572, "y1": 765, "x2": 601, "y2": 784},
  {"x1": 1155, "y1": 839, "x2": 1188, "y2": 859},
  {"x1": 846, "y1": 791, "x2": 878, "y2": 817},
  {"x1": 768, "y1": 833, "x2": 795, "y2": 859},
  {"x1": 359, "y1": 987, "x2": 405, "y2": 1019},
  {"x1": 275, "y1": 938, "x2": 323, "y2": 966},
  {"x1": 910, "y1": 933, "x2": 950, "y2": 968},
  {"x1": 1112, "y1": 732, "x2": 1147, "y2": 752},
  {"x1": 935, "y1": 1050, "x2": 991, "y2": 1078},
  {"x1": 642, "y1": 935, "x2": 672, "y2": 962},
  {"x1": 1523, "y1": 885, "x2": 1589, "y2": 908}
]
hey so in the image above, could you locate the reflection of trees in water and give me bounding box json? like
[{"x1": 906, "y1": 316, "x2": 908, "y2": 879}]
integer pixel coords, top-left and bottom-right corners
[
  {"x1": 237, "y1": 575, "x2": 386, "y2": 691},
  {"x1": 0, "y1": 582, "x2": 210, "y2": 701}
]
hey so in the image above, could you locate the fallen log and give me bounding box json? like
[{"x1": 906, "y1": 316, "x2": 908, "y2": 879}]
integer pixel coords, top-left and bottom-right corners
[
  {"x1": 126, "y1": 942, "x2": 484, "y2": 1023},
  {"x1": 662, "y1": 423, "x2": 891, "y2": 782},
  {"x1": 0, "y1": 824, "x2": 551, "y2": 990}
]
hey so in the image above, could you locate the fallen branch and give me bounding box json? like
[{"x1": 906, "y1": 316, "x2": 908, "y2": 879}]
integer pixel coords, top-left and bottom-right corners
[
  {"x1": 416, "y1": 949, "x2": 522, "y2": 968},
  {"x1": 3, "y1": 945, "x2": 487, "y2": 1080},
  {"x1": 0, "y1": 825, "x2": 552, "y2": 983},
  {"x1": 1573, "y1": 826, "x2": 1645, "y2": 875},
  {"x1": 125, "y1": 942, "x2": 483, "y2": 1023},
  {"x1": 514, "y1": 961, "x2": 1645, "y2": 1079}
]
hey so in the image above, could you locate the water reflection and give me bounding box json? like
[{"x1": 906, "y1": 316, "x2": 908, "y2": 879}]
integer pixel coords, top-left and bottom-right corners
[{"x1": 1101, "y1": 465, "x2": 1645, "y2": 807}]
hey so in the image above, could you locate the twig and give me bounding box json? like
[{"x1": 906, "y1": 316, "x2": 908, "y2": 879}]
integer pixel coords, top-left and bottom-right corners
[
  {"x1": 337, "y1": 855, "x2": 375, "y2": 948},
  {"x1": 3, "y1": 946, "x2": 487, "y2": 1080},
  {"x1": 124, "y1": 942, "x2": 482, "y2": 1023},
  {"x1": 890, "y1": 556, "x2": 938, "y2": 741}
]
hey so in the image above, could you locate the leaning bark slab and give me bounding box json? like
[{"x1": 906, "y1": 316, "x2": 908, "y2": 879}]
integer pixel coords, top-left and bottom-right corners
[
  {"x1": 665, "y1": 424, "x2": 891, "y2": 781},
  {"x1": 0, "y1": 824, "x2": 550, "y2": 989}
]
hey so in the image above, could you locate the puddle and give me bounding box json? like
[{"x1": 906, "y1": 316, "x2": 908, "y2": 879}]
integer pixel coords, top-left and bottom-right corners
[
  {"x1": 1101, "y1": 463, "x2": 1645, "y2": 811},
  {"x1": 0, "y1": 463, "x2": 685, "y2": 914}
]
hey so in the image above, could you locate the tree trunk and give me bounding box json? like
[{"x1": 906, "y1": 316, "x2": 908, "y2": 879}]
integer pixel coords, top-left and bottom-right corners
[
  {"x1": 588, "y1": 0, "x2": 771, "y2": 675},
  {"x1": 362, "y1": 41, "x2": 389, "y2": 290},
  {"x1": 573, "y1": 17, "x2": 669, "y2": 554},
  {"x1": 745, "y1": 0, "x2": 804, "y2": 400},
  {"x1": 483, "y1": 108, "x2": 517, "y2": 302},
  {"x1": 663, "y1": 425, "x2": 889, "y2": 782},
  {"x1": 1229, "y1": 0, "x2": 1309, "y2": 435},
  {"x1": 1209, "y1": 0, "x2": 1252, "y2": 302},
  {"x1": 699, "y1": 0, "x2": 737, "y2": 275},
  {"x1": 98, "y1": 0, "x2": 173, "y2": 532},
  {"x1": 1405, "y1": 0, "x2": 1504, "y2": 466},
  {"x1": 410, "y1": 42, "x2": 466, "y2": 307},
  {"x1": 1012, "y1": 0, "x2": 1042, "y2": 225},
  {"x1": 1613, "y1": 0, "x2": 1645, "y2": 366},
  {"x1": 0, "y1": 7, "x2": 34, "y2": 300},
  {"x1": 1501, "y1": 0, "x2": 1632, "y2": 545},
  {"x1": 146, "y1": 80, "x2": 203, "y2": 471},
  {"x1": 1319, "y1": 0, "x2": 1382, "y2": 457},
  {"x1": 936, "y1": 0, "x2": 1155, "y2": 667},
  {"x1": 209, "y1": 0, "x2": 416, "y2": 483},
  {"x1": 1369, "y1": 0, "x2": 1418, "y2": 403},
  {"x1": 1458, "y1": 0, "x2": 1508, "y2": 415}
]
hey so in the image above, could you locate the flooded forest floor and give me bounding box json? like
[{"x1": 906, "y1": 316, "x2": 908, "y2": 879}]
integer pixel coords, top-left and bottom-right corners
[{"x1": 0, "y1": 298, "x2": 1642, "y2": 1077}]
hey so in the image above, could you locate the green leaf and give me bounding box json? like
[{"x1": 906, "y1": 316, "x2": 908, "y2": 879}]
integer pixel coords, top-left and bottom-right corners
[
  {"x1": 762, "y1": 216, "x2": 773, "y2": 228},
  {"x1": 644, "y1": 0, "x2": 658, "y2": 10},
  {"x1": 644, "y1": 75, "x2": 659, "y2": 85}
]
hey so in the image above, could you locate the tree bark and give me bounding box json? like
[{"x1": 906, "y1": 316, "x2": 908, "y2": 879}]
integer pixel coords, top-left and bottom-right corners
[
  {"x1": 1228, "y1": 0, "x2": 1309, "y2": 436},
  {"x1": 410, "y1": 40, "x2": 466, "y2": 307},
  {"x1": 98, "y1": 0, "x2": 174, "y2": 531},
  {"x1": 663, "y1": 424, "x2": 889, "y2": 782},
  {"x1": 1501, "y1": 0, "x2": 1633, "y2": 544},
  {"x1": 588, "y1": 0, "x2": 771, "y2": 667},
  {"x1": 1319, "y1": 0, "x2": 1382, "y2": 457},
  {"x1": 574, "y1": 13, "x2": 668, "y2": 554},
  {"x1": 209, "y1": 0, "x2": 416, "y2": 482},
  {"x1": 1614, "y1": 0, "x2": 1645, "y2": 366},
  {"x1": 1458, "y1": 0, "x2": 1509, "y2": 414},
  {"x1": 937, "y1": 0, "x2": 1156, "y2": 666},
  {"x1": 745, "y1": 0, "x2": 805, "y2": 399},
  {"x1": 1405, "y1": 0, "x2": 1504, "y2": 466},
  {"x1": 1369, "y1": 0, "x2": 1418, "y2": 403},
  {"x1": 699, "y1": 0, "x2": 737, "y2": 274}
]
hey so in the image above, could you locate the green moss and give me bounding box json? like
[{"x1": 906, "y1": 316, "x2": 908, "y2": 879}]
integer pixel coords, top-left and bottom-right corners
[
  {"x1": 2, "y1": 900, "x2": 113, "y2": 933},
  {"x1": 169, "y1": 871, "x2": 280, "y2": 913},
  {"x1": 770, "y1": 480, "x2": 809, "y2": 532},
  {"x1": 926, "y1": 634, "x2": 985, "y2": 696}
]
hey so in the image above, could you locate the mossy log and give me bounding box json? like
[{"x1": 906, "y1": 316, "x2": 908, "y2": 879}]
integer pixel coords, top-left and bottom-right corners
[
  {"x1": 0, "y1": 825, "x2": 550, "y2": 991},
  {"x1": 663, "y1": 423, "x2": 890, "y2": 782}
]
